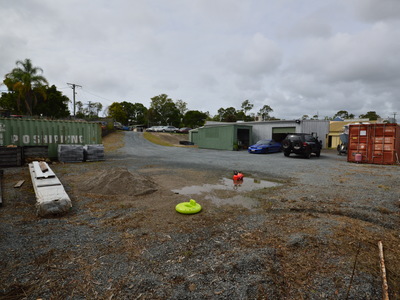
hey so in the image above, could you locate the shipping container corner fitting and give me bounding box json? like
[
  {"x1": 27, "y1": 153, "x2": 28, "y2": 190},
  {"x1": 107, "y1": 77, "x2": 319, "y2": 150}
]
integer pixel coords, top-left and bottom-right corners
[
  {"x1": 347, "y1": 123, "x2": 400, "y2": 165},
  {"x1": 0, "y1": 118, "x2": 102, "y2": 158}
]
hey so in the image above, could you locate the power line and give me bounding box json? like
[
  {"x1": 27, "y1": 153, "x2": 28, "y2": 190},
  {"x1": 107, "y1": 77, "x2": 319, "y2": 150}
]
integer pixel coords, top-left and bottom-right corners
[
  {"x1": 67, "y1": 82, "x2": 82, "y2": 117},
  {"x1": 80, "y1": 88, "x2": 115, "y2": 104}
]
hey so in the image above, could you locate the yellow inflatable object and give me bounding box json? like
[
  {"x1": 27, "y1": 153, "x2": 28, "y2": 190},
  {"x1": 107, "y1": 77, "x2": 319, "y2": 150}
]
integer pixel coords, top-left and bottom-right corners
[{"x1": 175, "y1": 199, "x2": 202, "y2": 214}]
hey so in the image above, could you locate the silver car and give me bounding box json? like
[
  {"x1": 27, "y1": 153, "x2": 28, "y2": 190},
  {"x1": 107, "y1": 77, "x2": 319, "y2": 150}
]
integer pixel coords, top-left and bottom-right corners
[{"x1": 160, "y1": 126, "x2": 179, "y2": 133}]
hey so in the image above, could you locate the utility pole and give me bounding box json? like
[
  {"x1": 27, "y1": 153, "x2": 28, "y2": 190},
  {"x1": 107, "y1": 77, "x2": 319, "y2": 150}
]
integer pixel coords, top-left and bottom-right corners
[
  {"x1": 87, "y1": 101, "x2": 92, "y2": 117},
  {"x1": 67, "y1": 83, "x2": 82, "y2": 117}
]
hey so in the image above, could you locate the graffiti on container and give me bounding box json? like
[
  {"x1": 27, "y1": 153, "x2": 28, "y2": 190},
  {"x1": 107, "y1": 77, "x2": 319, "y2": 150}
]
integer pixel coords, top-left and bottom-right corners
[{"x1": 9, "y1": 134, "x2": 84, "y2": 145}]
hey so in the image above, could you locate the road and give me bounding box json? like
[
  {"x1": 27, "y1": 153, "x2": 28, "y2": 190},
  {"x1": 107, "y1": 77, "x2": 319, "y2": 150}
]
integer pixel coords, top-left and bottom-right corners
[{"x1": 111, "y1": 131, "x2": 348, "y2": 181}]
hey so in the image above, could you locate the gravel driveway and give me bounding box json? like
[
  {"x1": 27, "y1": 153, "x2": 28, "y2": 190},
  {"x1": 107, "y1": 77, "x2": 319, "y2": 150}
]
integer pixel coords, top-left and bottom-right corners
[{"x1": 1, "y1": 131, "x2": 399, "y2": 299}]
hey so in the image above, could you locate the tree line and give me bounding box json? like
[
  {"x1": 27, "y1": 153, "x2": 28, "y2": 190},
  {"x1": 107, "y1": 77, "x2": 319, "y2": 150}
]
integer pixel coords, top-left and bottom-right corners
[{"x1": 0, "y1": 59, "x2": 382, "y2": 127}]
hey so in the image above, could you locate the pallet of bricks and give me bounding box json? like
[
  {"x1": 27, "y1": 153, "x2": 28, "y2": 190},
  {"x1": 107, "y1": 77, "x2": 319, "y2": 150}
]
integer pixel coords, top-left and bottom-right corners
[
  {"x1": 58, "y1": 144, "x2": 104, "y2": 163},
  {"x1": 0, "y1": 146, "x2": 23, "y2": 167}
]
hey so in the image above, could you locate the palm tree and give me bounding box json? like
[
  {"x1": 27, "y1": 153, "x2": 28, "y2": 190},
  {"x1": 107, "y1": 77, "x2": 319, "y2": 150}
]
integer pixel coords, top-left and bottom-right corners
[{"x1": 3, "y1": 58, "x2": 48, "y2": 115}]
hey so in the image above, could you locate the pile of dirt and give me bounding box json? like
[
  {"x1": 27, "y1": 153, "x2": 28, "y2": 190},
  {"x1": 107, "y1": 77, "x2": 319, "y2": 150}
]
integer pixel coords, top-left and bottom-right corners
[{"x1": 78, "y1": 167, "x2": 157, "y2": 196}]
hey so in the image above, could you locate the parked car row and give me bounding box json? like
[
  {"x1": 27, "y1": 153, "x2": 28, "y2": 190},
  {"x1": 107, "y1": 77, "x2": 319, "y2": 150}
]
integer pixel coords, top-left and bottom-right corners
[
  {"x1": 146, "y1": 126, "x2": 192, "y2": 133},
  {"x1": 248, "y1": 133, "x2": 322, "y2": 159}
]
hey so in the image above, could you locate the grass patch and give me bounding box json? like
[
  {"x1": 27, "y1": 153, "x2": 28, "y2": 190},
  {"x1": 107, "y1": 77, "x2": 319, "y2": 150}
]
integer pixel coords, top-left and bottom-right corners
[
  {"x1": 103, "y1": 131, "x2": 125, "y2": 151},
  {"x1": 143, "y1": 132, "x2": 174, "y2": 147}
]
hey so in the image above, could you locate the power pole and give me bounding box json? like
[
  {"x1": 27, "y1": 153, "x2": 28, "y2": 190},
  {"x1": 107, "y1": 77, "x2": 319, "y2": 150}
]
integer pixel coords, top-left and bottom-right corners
[
  {"x1": 67, "y1": 83, "x2": 82, "y2": 117},
  {"x1": 87, "y1": 101, "x2": 92, "y2": 117}
]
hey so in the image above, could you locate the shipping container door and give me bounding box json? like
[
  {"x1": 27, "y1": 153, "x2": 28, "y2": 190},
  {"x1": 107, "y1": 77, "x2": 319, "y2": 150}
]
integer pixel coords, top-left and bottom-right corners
[
  {"x1": 347, "y1": 125, "x2": 368, "y2": 163},
  {"x1": 369, "y1": 124, "x2": 397, "y2": 164}
]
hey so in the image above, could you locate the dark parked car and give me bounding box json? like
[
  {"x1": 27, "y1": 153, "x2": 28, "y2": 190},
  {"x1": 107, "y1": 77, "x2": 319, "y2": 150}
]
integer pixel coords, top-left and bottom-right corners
[
  {"x1": 179, "y1": 127, "x2": 192, "y2": 134},
  {"x1": 281, "y1": 133, "x2": 322, "y2": 158},
  {"x1": 248, "y1": 139, "x2": 282, "y2": 154}
]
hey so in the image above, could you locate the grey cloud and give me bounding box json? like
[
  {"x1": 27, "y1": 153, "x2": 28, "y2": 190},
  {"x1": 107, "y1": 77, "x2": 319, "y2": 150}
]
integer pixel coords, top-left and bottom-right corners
[
  {"x1": 285, "y1": 17, "x2": 333, "y2": 38},
  {"x1": 289, "y1": 23, "x2": 400, "y2": 85},
  {"x1": 223, "y1": 33, "x2": 282, "y2": 77},
  {"x1": 352, "y1": 0, "x2": 400, "y2": 22}
]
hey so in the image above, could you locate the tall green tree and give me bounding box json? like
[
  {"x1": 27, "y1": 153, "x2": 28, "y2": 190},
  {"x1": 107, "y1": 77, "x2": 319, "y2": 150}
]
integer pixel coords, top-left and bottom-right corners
[
  {"x1": 3, "y1": 58, "x2": 48, "y2": 115},
  {"x1": 75, "y1": 101, "x2": 102, "y2": 119},
  {"x1": 108, "y1": 102, "x2": 127, "y2": 124},
  {"x1": 235, "y1": 100, "x2": 254, "y2": 121},
  {"x1": 75, "y1": 101, "x2": 84, "y2": 118},
  {"x1": 85, "y1": 102, "x2": 103, "y2": 119},
  {"x1": 333, "y1": 110, "x2": 355, "y2": 120},
  {"x1": 118, "y1": 101, "x2": 148, "y2": 125},
  {"x1": 129, "y1": 103, "x2": 148, "y2": 125},
  {"x1": 241, "y1": 100, "x2": 253, "y2": 114},
  {"x1": 214, "y1": 107, "x2": 237, "y2": 122},
  {"x1": 183, "y1": 110, "x2": 208, "y2": 128},
  {"x1": 175, "y1": 99, "x2": 188, "y2": 116},
  {"x1": 359, "y1": 111, "x2": 380, "y2": 120},
  {"x1": 258, "y1": 105, "x2": 273, "y2": 121},
  {"x1": 0, "y1": 92, "x2": 18, "y2": 113},
  {"x1": 34, "y1": 85, "x2": 70, "y2": 118},
  {"x1": 148, "y1": 94, "x2": 181, "y2": 126}
]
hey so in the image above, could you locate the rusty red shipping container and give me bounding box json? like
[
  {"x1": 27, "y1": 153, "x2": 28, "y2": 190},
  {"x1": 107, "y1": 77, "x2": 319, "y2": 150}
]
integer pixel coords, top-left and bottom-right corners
[{"x1": 347, "y1": 123, "x2": 400, "y2": 165}]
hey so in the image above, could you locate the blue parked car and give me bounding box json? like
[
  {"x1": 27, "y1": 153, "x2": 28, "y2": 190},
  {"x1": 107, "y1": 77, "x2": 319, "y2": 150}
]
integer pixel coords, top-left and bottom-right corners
[{"x1": 248, "y1": 139, "x2": 282, "y2": 154}]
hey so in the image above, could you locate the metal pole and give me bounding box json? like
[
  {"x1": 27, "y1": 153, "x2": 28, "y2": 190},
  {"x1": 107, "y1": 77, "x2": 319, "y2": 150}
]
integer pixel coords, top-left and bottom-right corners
[{"x1": 67, "y1": 83, "x2": 82, "y2": 118}]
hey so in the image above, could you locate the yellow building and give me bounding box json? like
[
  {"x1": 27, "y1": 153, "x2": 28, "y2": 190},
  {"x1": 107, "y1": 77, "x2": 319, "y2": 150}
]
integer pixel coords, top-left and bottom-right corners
[{"x1": 327, "y1": 120, "x2": 372, "y2": 148}]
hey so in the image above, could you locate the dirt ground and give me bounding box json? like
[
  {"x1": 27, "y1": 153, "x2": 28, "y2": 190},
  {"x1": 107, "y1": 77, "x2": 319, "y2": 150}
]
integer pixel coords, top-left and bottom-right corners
[{"x1": 0, "y1": 131, "x2": 399, "y2": 299}]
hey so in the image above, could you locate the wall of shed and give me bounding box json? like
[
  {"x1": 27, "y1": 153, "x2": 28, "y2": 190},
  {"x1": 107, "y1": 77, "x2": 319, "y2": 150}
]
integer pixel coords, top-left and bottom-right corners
[
  {"x1": 194, "y1": 125, "x2": 252, "y2": 150},
  {"x1": 189, "y1": 130, "x2": 199, "y2": 144},
  {"x1": 197, "y1": 126, "x2": 234, "y2": 150},
  {"x1": 248, "y1": 120, "x2": 329, "y2": 146},
  {"x1": 300, "y1": 120, "x2": 330, "y2": 147},
  {"x1": 251, "y1": 122, "x2": 301, "y2": 142},
  {"x1": 0, "y1": 118, "x2": 102, "y2": 158}
]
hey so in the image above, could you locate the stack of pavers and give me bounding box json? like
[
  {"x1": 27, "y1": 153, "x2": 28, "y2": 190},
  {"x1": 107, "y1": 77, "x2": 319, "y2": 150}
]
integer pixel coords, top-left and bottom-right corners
[
  {"x1": 84, "y1": 144, "x2": 105, "y2": 161},
  {"x1": 58, "y1": 144, "x2": 84, "y2": 163}
]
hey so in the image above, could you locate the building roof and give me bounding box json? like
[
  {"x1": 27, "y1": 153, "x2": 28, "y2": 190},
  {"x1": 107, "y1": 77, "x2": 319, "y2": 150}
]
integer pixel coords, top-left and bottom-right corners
[{"x1": 329, "y1": 120, "x2": 375, "y2": 133}]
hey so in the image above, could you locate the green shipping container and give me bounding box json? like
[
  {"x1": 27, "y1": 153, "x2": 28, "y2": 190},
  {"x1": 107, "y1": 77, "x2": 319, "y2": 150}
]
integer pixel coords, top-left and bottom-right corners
[{"x1": 0, "y1": 118, "x2": 102, "y2": 158}]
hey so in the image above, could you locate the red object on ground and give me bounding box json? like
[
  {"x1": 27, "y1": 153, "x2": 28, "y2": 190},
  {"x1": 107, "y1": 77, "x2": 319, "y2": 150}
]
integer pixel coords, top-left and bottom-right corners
[{"x1": 233, "y1": 172, "x2": 244, "y2": 181}]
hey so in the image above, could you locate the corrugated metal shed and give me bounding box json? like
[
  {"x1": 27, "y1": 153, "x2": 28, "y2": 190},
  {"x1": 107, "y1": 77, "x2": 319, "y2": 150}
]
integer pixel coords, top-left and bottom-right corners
[
  {"x1": 195, "y1": 124, "x2": 253, "y2": 150},
  {"x1": 0, "y1": 118, "x2": 102, "y2": 158},
  {"x1": 205, "y1": 120, "x2": 329, "y2": 147}
]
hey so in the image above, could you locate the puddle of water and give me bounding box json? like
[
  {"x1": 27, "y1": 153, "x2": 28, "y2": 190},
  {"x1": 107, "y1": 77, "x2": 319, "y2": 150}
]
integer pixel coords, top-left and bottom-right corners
[
  {"x1": 173, "y1": 177, "x2": 279, "y2": 194},
  {"x1": 172, "y1": 177, "x2": 280, "y2": 209}
]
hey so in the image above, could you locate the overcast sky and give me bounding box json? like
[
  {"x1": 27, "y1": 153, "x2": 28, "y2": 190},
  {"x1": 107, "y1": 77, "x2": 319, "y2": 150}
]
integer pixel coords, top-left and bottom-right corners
[{"x1": 1, "y1": 0, "x2": 399, "y2": 120}]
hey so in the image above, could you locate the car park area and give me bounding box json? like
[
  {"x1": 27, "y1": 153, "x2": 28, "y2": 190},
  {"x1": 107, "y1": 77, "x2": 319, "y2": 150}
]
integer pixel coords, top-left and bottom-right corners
[{"x1": 1, "y1": 131, "x2": 399, "y2": 299}]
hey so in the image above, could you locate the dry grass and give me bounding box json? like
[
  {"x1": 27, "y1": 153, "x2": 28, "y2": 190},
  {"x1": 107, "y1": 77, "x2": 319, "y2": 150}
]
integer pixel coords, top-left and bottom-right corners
[
  {"x1": 143, "y1": 132, "x2": 174, "y2": 146},
  {"x1": 332, "y1": 217, "x2": 400, "y2": 295},
  {"x1": 102, "y1": 131, "x2": 125, "y2": 151}
]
